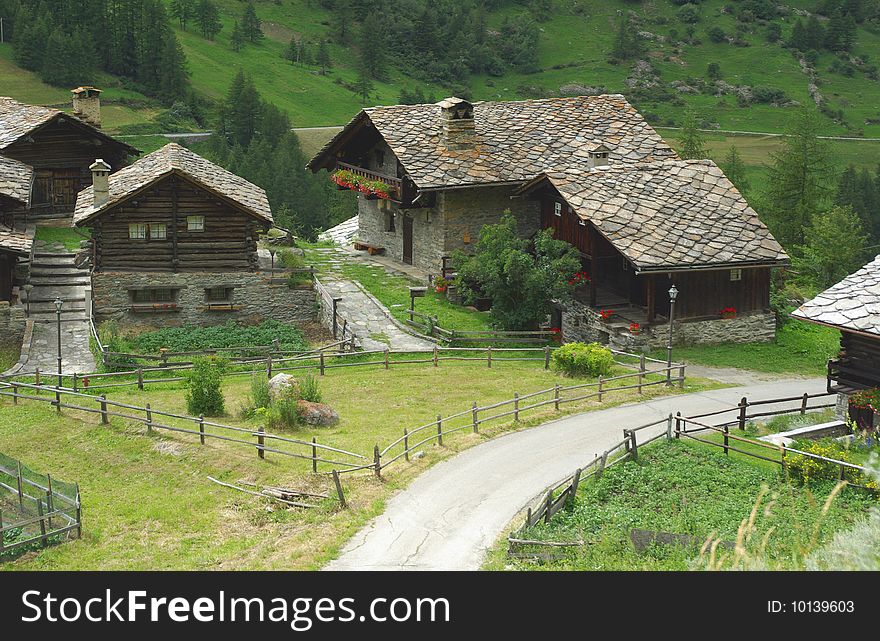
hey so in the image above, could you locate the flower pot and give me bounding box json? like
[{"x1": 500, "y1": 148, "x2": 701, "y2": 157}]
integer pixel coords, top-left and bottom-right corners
[
  {"x1": 474, "y1": 297, "x2": 492, "y2": 312},
  {"x1": 721, "y1": 313, "x2": 736, "y2": 320},
  {"x1": 435, "y1": 286, "x2": 447, "y2": 293}
]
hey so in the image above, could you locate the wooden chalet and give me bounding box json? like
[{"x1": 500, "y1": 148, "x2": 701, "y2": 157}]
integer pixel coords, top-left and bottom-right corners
[
  {"x1": 517, "y1": 160, "x2": 788, "y2": 343},
  {"x1": 0, "y1": 93, "x2": 137, "y2": 221},
  {"x1": 792, "y1": 255, "x2": 880, "y2": 392}
]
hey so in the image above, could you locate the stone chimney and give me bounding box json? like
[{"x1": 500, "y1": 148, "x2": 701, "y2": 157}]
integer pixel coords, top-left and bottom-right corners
[
  {"x1": 587, "y1": 143, "x2": 611, "y2": 169},
  {"x1": 72, "y1": 86, "x2": 102, "y2": 128},
  {"x1": 438, "y1": 97, "x2": 476, "y2": 151},
  {"x1": 90, "y1": 159, "x2": 111, "y2": 206}
]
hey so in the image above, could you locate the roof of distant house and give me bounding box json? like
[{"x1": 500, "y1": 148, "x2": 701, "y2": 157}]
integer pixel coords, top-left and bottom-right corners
[
  {"x1": 0, "y1": 224, "x2": 32, "y2": 256},
  {"x1": 791, "y1": 255, "x2": 880, "y2": 337},
  {"x1": 518, "y1": 159, "x2": 789, "y2": 272},
  {"x1": 73, "y1": 143, "x2": 273, "y2": 225},
  {"x1": 0, "y1": 154, "x2": 33, "y2": 206},
  {"x1": 308, "y1": 95, "x2": 677, "y2": 189},
  {"x1": 0, "y1": 96, "x2": 137, "y2": 153}
]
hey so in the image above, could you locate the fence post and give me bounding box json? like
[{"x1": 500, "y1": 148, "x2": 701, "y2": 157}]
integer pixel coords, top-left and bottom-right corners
[
  {"x1": 678, "y1": 366, "x2": 685, "y2": 388},
  {"x1": 675, "y1": 411, "x2": 681, "y2": 439},
  {"x1": 36, "y1": 496, "x2": 47, "y2": 547},
  {"x1": 319, "y1": 351, "x2": 325, "y2": 376},
  {"x1": 0, "y1": 510, "x2": 4, "y2": 553},
  {"x1": 526, "y1": 507, "x2": 533, "y2": 528},
  {"x1": 331, "y1": 298, "x2": 339, "y2": 339},
  {"x1": 137, "y1": 368, "x2": 144, "y2": 390},
  {"x1": 145, "y1": 403, "x2": 152, "y2": 434},
  {"x1": 801, "y1": 392, "x2": 809, "y2": 415},
  {"x1": 16, "y1": 461, "x2": 23, "y2": 509},
  {"x1": 598, "y1": 376, "x2": 604, "y2": 402},
  {"x1": 666, "y1": 413, "x2": 674, "y2": 439},
  {"x1": 638, "y1": 355, "x2": 645, "y2": 394},
  {"x1": 198, "y1": 414, "x2": 205, "y2": 445},
  {"x1": 568, "y1": 468, "x2": 581, "y2": 508},
  {"x1": 437, "y1": 415, "x2": 443, "y2": 446},
  {"x1": 99, "y1": 395, "x2": 109, "y2": 424},
  {"x1": 257, "y1": 425, "x2": 265, "y2": 459},
  {"x1": 487, "y1": 346, "x2": 492, "y2": 368},
  {"x1": 332, "y1": 470, "x2": 346, "y2": 509},
  {"x1": 738, "y1": 397, "x2": 748, "y2": 430},
  {"x1": 598, "y1": 452, "x2": 608, "y2": 478},
  {"x1": 267, "y1": 356, "x2": 273, "y2": 380},
  {"x1": 544, "y1": 346, "x2": 551, "y2": 370},
  {"x1": 723, "y1": 424, "x2": 730, "y2": 455},
  {"x1": 554, "y1": 384, "x2": 560, "y2": 411},
  {"x1": 384, "y1": 348, "x2": 389, "y2": 370},
  {"x1": 34, "y1": 368, "x2": 40, "y2": 386},
  {"x1": 433, "y1": 345, "x2": 439, "y2": 367},
  {"x1": 543, "y1": 492, "x2": 553, "y2": 524},
  {"x1": 11, "y1": 382, "x2": 17, "y2": 404},
  {"x1": 404, "y1": 428, "x2": 409, "y2": 462},
  {"x1": 46, "y1": 477, "x2": 54, "y2": 529},
  {"x1": 472, "y1": 401, "x2": 479, "y2": 433},
  {"x1": 73, "y1": 373, "x2": 78, "y2": 392},
  {"x1": 373, "y1": 445, "x2": 381, "y2": 479},
  {"x1": 75, "y1": 483, "x2": 82, "y2": 538},
  {"x1": 312, "y1": 437, "x2": 318, "y2": 473},
  {"x1": 628, "y1": 430, "x2": 638, "y2": 461}
]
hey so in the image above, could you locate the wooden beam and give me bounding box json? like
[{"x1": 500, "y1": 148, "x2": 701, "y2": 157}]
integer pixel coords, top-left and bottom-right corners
[
  {"x1": 171, "y1": 176, "x2": 179, "y2": 272},
  {"x1": 646, "y1": 274, "x2": 655, "y2": 324},
  {"x1": 589, "y1": 225, "x2": 597, "y2": 307}
]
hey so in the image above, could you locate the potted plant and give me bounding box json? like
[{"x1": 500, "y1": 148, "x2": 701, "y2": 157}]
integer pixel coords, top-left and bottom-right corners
[
  {"x1": 568, "y1": 271, "x2": 590, "y2": 288},
  {"x1": 549, "y1": 327, "x2": 562, "y2": 342},
  {"x1": 629, "y1": 322, "x2": 641, "y2": 335},
  {"x1": 720, "y1": 306, "x2": 737, "y2": 320},
  {"x1": 599, "y1": 309, "x2": 614, "y2": 322},
  {"x1": 434, "y1": 276, "x2": 450, "y2": 293},
  {"x1": 848, "y1": 388, "x2": 880, "y2": 432}
]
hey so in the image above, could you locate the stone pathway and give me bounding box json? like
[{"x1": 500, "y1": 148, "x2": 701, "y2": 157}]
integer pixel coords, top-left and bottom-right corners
[{"x1": 319, "y1": 277, "x2": 434, "y2": 351}]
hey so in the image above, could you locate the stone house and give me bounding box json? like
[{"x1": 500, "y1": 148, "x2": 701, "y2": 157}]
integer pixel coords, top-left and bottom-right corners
[
  {"x1": 792, "y1": 255, "x2": 880, "y2": 396},
  {"x1": 0, "y1": 155, "x2": 34, "y2": 302},
  {"x1": 307, "y1": 95, "x2": 676, "y2": 274},
  {"x1": 73, "y1": 143, "x2": 313, "y2": 329},
  {"x1": 0, "y1": 90, "x2": 137, "y2": 223},
  {"x1": 517, "y1": 160, "x2": 788, "y2": 347}
]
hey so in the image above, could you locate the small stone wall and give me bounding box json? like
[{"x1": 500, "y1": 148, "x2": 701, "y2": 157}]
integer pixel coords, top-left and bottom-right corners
[
  {"x1": 91, "y1": 271, "x2": 317, "y2": 330},
  {"x1": 562, "y1": 298, "x2": 776, "y2": 349},
  {"x1": 0, "y1": 301, "x2": 25, "y2": 351}
]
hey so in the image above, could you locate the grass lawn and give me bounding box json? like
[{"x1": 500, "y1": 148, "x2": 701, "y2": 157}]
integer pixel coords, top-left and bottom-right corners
[
  {"x1": 34, "y1": 227, "x2": 91, "y2": 252},
  {"x1": 651, "y1": 320, "x2": 840, "y2": 376},
  {"x1": 0, "y1": 359, "x2": 720, "y2": 570},
  {"x1": 0, "y1": 344, "x2": 20, "y2": 373},
  {"x1": 484, "y1": 439, "x2": 877, "y2": 571}
]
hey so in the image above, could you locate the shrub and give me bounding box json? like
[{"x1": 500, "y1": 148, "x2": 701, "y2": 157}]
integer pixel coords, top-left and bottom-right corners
[
  {"x1": 185, "y1": 357, "x2": 226, "y2": 416},
  {"x1": 551, "y1": 342, "x2": 614, "y2": 377},
  {"x1": 677, "y1": 4, "x2": 700, "y2": 24},
  {"x1": 250, "y1": 372, "x2": 271, "y2": 409},
  {"x1": 132, "y1": 320, "x2": 308, "y2": 353},
  {"x1": 785, "y1": 439, "x2": 878, "y2": 488},
  {"x1": 268, "y1": 387, "x2": 300, "y2": 429},
  {"x1": 706, "y1": 62, "x2": 722, "y2": 79},
  {"x1": 298, "y1": 372, "x2": 322, "y2": 403},
  {"x1": 707, "y1": 27, "x2": 726, "y2": 43}
]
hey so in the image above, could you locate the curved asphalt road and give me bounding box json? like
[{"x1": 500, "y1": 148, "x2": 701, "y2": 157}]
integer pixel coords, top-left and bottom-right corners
[{"x1": 325, "y1": 377, "x2": 827, "y2": 571}]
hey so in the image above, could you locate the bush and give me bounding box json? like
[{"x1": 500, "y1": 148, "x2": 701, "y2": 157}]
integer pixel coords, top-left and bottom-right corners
[
  {"x1": 268, "y1": 387, "x2": 300, "y2": 429},
  {"x1": 131, "y1": 320, "x2": 308, "y2": 353},
  {"x1": 250, "y1": 372, "x2": 271, "y2": 409},
  {"x1": 677, "y1": 4, "x2": 701, "y2": 24},
  {"x1": 185, "y1": 357, "x2": 226, "y2": 416},
  {"x1": 298, "y1": 372, "x2": 322, "y2": 403},
  {"x1": 707, "y1": 27, "x2": 726, "y2": 43},
  {"x1": 551, "y1": 342, "x2": 614, "y2": 377},
  {"x1": 785, "y1": 440, "x2": 877, "y2": 488}
]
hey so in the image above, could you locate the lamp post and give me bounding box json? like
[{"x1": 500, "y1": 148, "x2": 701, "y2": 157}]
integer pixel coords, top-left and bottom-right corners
[
  {"x1": 268, "y1": 248, "x2": 276, "y2": 282},
  {"x1": 24, "y1": 284, "x2": 33, "y2": 317},
  {"x1": 666, "y1": 284, "x2": 678, "y2": 386},
  {"x1": 54, "y1": 297, "x2": 63, "y2": 410}
]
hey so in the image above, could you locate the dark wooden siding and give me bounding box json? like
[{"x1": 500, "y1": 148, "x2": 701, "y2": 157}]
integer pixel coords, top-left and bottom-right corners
[
  {"x1": 0, "y1": 252, "x2": 15, "y2": 301},
  {"x1": 92, "y1": 174, "x2": 264, "y2": 272},
  {"x1": 541, "y1": 197, "x2": 588, "y2": 253},
  {"x1": 666, "y1": 267, "x2": 771, "y2": 319},
  {"x1": 837, "y1": 332, "x2": 880, "y2": 389}
]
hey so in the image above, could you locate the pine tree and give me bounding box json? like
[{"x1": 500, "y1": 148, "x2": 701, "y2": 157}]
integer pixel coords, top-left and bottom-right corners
[
  {"x1": 331, "y1": 0, "x2": 353, "y2": 44},
  {"x1": 358, "y1": 12, "x2": 387, "y2": 79},
  {"x1": 231, "y1": 20, "x2": 245, "y2": 51},
  {"x1": 793, "y1": 206, "x2": 868, "y2": 289},
  {"x1": 765, "y1": 108, "x2": 832, "y2": 246},
  {"x1": 12, "y1": 12, "x2": 48, "y2": 72},
  {"x1": 283, "y1": 35, "x2": 297, "y2": 63},
  {"x1": 610, "y1": 14, "x2": 644, "y2": 63},
  {"x1": 223, "y1": 70, "x2": 262, "y2": 147},
  {"x1": 722, "y1": 145, "x2": 749, "y2": 193},
  {"x1": 195, "y1": 0, "x2": 222, "y2": 40},
  {"x1": 677, "y1": 110, "x2": 708, "y2": 160},
  {"x1": 804, "y1": 15, "x2": 825, "y2": 50},
  {"x1": 170, "y1": 0, "x2": 195, "y2": 31},
  {"x1": 241, "y1": 2, "x2": 263, "y2": 43},
  {"x1": 316, "y1": 40, "x2": 331, "y2": 74},
  {"x1": 158, "y1": 32, "x2": 189, "y2": 104},
  {"x1": 354, "y1": 63, "x2": 374, "y2": 103},
  {"x1": 788, "y1": 19, "x2": 807, "y2": 51}
]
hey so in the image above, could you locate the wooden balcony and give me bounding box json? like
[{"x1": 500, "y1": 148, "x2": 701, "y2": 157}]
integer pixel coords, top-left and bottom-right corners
[{"x1": 335, "y1": 162, "x2": 403, "y2": 201}]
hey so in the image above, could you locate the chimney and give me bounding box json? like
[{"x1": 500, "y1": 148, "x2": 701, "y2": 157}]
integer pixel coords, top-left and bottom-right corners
[
  {"x1": 72, "y1": 86, "x2": 102, "y2": 128},
  {"x1": 438, "y1": 97, "x2": 476, "y2": 151},
  {"x1": 587, "y1": 143, "x2": 611, "y2": 169},
  {"x1": 90, "y1": 159, "x2": 111, "y2": 206}
]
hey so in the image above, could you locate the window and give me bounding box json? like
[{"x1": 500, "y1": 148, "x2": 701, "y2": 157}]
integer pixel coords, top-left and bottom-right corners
[
  {"x1": 150, "y1": 223, "x2": 167, "y2": 240},
  {"x1": 384, "y1": 211, "x2": 395, "y2": 233},
  {"x1": 730, "y1": 268, "x2": 742, "y2": 282},
  {"x1": 131, "y1": 288, "x2": 175, "y2": 303},
  {"x1": 554, "y1": 202, "x2": 562, "y2": 217},
  {"x1": 205, "y1": 287, "x2": 232, "y2": 303},
  {"x1": 187, "y1": 215, "x2": 205, "y2": 232},
  {"x1": 129, "y1": 223, "x2": 146, "y2": 239},
  {"x1": 374, "y1": 149, "x2": 385, "y2": 168}
]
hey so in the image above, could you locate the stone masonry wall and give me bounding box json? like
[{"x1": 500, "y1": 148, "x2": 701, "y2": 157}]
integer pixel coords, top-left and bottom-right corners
[
  {"x1": 562, "y1": 298, "x2": 777, "y2": 350},
  {"x1": 357, "y1": 196, "x2": 445, "y2": 274},
  {"x1": 0, "y1": 301, "x2": 25, "y2": 350},
  {"x1": 92, "y1": 271, "x2": 316, "y2": 330}
]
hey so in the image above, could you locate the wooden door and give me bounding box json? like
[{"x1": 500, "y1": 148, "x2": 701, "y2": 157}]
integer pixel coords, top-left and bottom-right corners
[
  {"x1": 0, "y1": 254, "x2": 13, "y2": 302},
  {"x1": 51, "y1": 169, "x2": 82, "y2": 213},
  {"x1": 403, "y1": 215, "x2": 413, "y2": 265}
]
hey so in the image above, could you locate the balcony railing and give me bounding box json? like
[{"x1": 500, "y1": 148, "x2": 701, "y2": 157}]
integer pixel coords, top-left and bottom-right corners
[{"x1": 335, "y1": 162, "x2": 403, "y2": 201}]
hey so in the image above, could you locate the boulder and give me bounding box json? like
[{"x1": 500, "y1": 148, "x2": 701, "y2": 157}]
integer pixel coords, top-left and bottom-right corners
[
  {"x1": 268, "y1": 373, "x2": 299, "y2": 401},
  {"x1": 296, "y1": 400, "x2": 339, "y2": 427}
]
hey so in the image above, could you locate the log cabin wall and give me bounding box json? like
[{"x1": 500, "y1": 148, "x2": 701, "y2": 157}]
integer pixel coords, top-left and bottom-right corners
[
  {"x1": 840, "y1": 332, "x2": 880, "y2": 384},
  {"x1": 0, "y1": 252, "x2": 14, "y2": 301},
  {"x1": 665, "y1": 267, "x2": 771, "y2": 320},
  {"x1": 91, "y1": 174, "x2": 263, "y2": 273}
]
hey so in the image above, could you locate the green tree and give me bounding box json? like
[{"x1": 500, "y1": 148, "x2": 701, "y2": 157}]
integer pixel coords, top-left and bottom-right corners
[
  {"x1": 316, "y1": 39, "x2": 332, "y2": 74},
  {"x1": 453, "y1": 212, "x2": 581, "y2": 330},
  {"x1": 12, "y1": 11, "x2": 49, "y2": 72},
  {"x1": 707, "y1": 62, "x2": 722, "y2": 80},
  {"x1": 354, "y1": 63, "x2": 374, "y2": 103},
  {"x1": 609, "y1": 13, "x2": 644, "y2": 62},
  {"x1": 219, "y1": 70, "x2": 262, "y2": 147},
  {"x1": 765, "y1": 108, "x2": 832, "y2": 246},
  {"x1": 793, "y1": 206, "x2": 868, "y2": 289},
  {"x1": 230, "y1": 20, "x2": 245, "y2": 51},
  {"x1": 283, "y1": 35, "x2": 297, "y2": 63},
  {"x1": 170, "y1": 0, "x2": 195, "y2": 30},
  {"x1": 241, "y1": 1, "x2": 263, "y2": 43},
  {"x1": 722, "y1": 145, "x2": 750, "y2": 193},
  {"x1": 195, "y1": 0, "x2": 222, "y2": 40},
  {"x1": 677, "y1": 110, "x2": 708, "y2": 160},
  {"x1": 358, "y1": 12, "x2": 387, "y2": 79},
  {"x1": 788, "y1": 19, "x2": 807, "y2": 50}
]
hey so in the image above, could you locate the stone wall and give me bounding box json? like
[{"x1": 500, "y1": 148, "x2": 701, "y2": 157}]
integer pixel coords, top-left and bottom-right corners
[
  {"x1": 0, "y1": 301, "x2": 25, "y2": 351},
  {"x1": 562, "y1": 298, "x2": 777, "y2": 350},
  {"x1": 91, "y1": 271, "x2": 317, "y2": 330},
  {"x1": 357, "y1": 196, "x2": 446, "y2": 274}
]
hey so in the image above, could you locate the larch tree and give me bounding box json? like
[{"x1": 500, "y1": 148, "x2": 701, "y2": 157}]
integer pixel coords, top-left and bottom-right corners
[{"x1": 677, "y1": 110, "x2": 708, "y2": 160}]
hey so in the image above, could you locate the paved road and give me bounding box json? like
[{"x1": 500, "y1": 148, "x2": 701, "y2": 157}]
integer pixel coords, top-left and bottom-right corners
[{"x1": 325, "y1": 377, "x2": 827, "y2": 571}]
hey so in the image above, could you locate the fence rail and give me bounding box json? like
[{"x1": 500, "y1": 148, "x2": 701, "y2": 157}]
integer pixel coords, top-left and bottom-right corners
[
  {"x1": 405, "y1": 309, "x2": 556, "y2": 345},
  {"x1": 0, "y1": 454, "x2": 81, "y2": 559}
]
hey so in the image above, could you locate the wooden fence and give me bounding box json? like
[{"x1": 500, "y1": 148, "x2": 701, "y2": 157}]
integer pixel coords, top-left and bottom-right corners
[
  {"x1": 315, "y1": 277, "x2": 359, "y2": 348},
  {"x1": 507, "y1": 390, "x2": 868, "y2": 556},
  {"x1": 405, "y1": 309, "x2": 555, "y2": 345},
  {"x1": 0, "y1": 454, "x2": 81, "y2": 559}
]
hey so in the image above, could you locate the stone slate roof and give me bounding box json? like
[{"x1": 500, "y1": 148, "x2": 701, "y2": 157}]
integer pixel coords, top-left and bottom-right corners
[
  {"x1": 520, "y1": 159, "x2": 788, "y2": 271},
  {"x1": 74, "y1": 143, "x2": 273, "y2": 225},
  {"x1": 308, "y1": 95, "x2": 677, "y2": 189},
  {"x1": 0, "y1": 96, "x2": 137, "y2": 153},
  {"x1": 0, "y1": 155, "x2": 33, "y2": 206},
  {"x1": 792, "y1": 255, "x2": 880, "y2": 337},
  {"x1": 0, "y1": 224, "x2": 32, "y2": 256}
]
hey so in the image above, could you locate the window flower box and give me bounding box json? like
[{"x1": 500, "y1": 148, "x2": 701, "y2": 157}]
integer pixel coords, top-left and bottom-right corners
[
  {"x1": 719, "y1": 307, "x2": 737, "y2": 320},
  {"x1": 332, "y1": 170, "x2": 394, "y2": 200}
]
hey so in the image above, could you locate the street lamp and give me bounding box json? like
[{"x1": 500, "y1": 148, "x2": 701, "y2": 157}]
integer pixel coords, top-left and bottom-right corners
[
  {"x1": 666, "y1": 284, "x2": 678, "y2": 386},
  {"x1": 54, "y1": 297, "x2": 63, "y2": 410},
  {"x1": 268, "y1": 248, "x2": 276, "y2": 282},
  {"x1": 24, "y1": 284, "x2": 33, "y2": 317}
]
